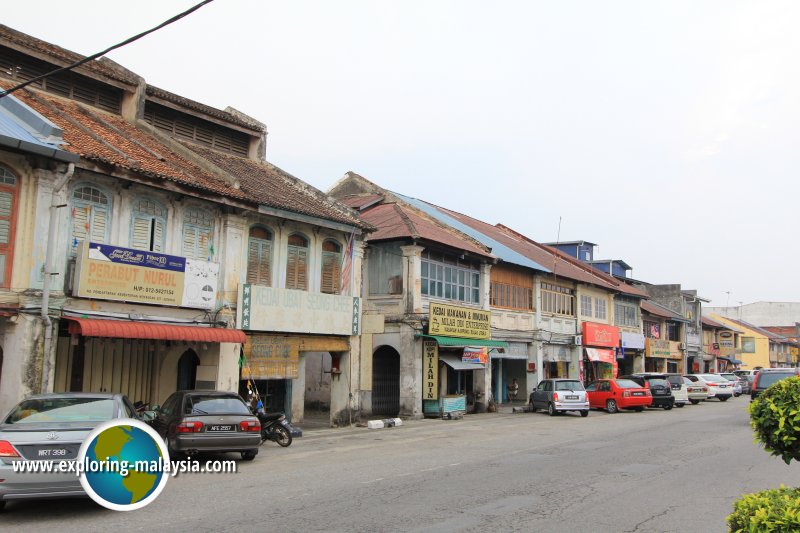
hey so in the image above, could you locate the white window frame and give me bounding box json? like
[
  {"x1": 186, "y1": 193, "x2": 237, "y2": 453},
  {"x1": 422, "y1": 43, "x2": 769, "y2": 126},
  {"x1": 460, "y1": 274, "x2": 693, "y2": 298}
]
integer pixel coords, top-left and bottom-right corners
[
  {"x1": 182, "y1": 206, "x2": 215, "y2": 261},
  {"x1": 580, "y1": 295, "x2": 592, "y2": 317},
  {"x1": 594, "y1": 298, "x2": 607, "y2": 320},
  {"x1": 70, "y1": 183, "x2": 112, "y2": 256},
  {"x1": 130, "y1": 197, "x2": 167, "y2": 252}
]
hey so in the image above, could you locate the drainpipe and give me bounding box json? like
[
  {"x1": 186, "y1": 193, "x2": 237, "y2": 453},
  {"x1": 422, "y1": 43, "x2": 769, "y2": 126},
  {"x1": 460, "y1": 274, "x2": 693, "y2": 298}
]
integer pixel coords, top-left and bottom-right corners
[{"x1": 40, "y1": 163, "x2": 74, "y2": 393}]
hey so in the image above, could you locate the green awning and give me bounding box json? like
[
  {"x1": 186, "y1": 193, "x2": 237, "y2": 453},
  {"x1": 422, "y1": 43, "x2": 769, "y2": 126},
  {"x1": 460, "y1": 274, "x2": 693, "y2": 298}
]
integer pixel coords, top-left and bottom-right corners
[{"x1": 416, "y1": 334, "x2": 509, "y2": 349}]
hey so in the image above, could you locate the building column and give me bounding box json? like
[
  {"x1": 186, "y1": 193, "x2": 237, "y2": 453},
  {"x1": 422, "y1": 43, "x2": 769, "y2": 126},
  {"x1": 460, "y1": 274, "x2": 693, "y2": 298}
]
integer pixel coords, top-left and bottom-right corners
[{"x1": 400, "y1": 245, "x2": 424, "y2": 314}]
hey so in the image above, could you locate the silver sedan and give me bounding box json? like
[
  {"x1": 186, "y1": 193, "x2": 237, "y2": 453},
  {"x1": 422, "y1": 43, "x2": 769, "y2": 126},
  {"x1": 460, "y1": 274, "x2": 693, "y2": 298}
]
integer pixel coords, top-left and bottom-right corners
[{"x1": 0, "y1": 392, "x2": 137, "y2": 511}]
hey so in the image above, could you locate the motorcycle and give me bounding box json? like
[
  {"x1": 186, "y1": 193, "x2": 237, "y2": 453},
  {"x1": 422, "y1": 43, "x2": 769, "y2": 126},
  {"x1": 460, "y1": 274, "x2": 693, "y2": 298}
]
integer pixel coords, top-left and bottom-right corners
[{"x1": 257, "y1": 411, "x2": 293, "y2": 447}]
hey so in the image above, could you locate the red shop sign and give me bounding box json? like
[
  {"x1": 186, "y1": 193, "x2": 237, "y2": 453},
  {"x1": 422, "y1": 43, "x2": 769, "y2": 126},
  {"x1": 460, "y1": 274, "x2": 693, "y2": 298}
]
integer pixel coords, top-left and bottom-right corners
[{"x1": 582, "y1": 322, "x2": 620, "y2": 348}]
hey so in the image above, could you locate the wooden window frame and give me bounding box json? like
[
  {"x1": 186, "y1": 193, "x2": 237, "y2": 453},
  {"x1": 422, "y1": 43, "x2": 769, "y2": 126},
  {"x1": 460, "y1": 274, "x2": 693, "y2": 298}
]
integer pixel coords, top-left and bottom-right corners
[
  {"x1": 70, "y1": 183, "x2": 112, "y2": 257},
  {"x1": 130, "y1": 197, "x2": 167, "y2": 253},
  {"x1": 320, "y1": 239, "x2": 342, "y2": 295},
  {"x1": 182, "y1": 207, "x2": 215, "y2": 261},
  {"x1": 246, "y1": 225, "x2": 273, "y2": 286},
  {"x1": 540, "y1": 282, "x2": 575, "y2": 317},
  {"x1": 285, "y1": 233, "x2": 309, "y2": 291},
  {"x1": 0, "y1": 165, "x2": 19, "y2": 288}
]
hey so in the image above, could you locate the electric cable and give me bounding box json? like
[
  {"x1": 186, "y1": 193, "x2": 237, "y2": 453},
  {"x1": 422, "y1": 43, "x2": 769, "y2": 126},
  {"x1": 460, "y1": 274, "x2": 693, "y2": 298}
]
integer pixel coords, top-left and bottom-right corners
[{"x1": 0, "y1": 0, "x2": 214, "y2": 98}]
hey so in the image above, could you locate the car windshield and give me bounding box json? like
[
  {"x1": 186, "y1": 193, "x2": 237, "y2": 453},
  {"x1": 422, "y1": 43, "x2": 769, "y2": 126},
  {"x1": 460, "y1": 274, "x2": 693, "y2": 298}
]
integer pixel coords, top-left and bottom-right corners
[
  {"x1": 683, "y1": 377, "x2": 693, "y2": 385},
  {"x1": 666, "y1": 376, "x2": 683, "y2": 386},
  {"x1": 719, "y1": 374, "x2": 736, "y2": 381},
  {"x1": 757, "y1": 372, "x2": 796, "y2": 388},
  {"x1": 647, "y1": 379, "x2": 669, "y2": 388},
  {"x1": 555, "y1": 381, "x2": 584, "y2": 391},
  {"x1": 4, "y1": 397, "x2": 115, "y2": 424},
  {"x1": 614, "y1": 379, "x2": 642, "y2": 389},
  {"x1": 185, "y1": 395, "x2": 250, "y2": 415}
]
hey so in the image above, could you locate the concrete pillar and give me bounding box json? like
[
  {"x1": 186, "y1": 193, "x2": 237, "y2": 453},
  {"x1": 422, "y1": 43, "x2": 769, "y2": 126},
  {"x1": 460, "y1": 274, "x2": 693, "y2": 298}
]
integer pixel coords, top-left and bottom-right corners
[
  {"x1": 329, "y1": 350, "x2": 357, "y2": 427},
  {"x1": 291, "y1": 354, "x2": 307, "y2": 423},
  {"x1": 400, "y1": 245, "x2": 423, "y2": 314},
  {"x1": 215, "y1": 342, "x2": 240, "y2": 393}
]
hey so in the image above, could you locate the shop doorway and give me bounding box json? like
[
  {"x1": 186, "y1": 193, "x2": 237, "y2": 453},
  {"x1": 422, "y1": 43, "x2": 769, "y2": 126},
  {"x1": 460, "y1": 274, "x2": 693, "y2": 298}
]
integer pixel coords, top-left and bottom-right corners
[
  {"x1": 304, "y1": 352, "x2": 332, "y2": 422},
  {"x1": 177, "y1": 350, "x2": 199, "y2": 391},
  {"x1": 372, "y1": 346, "x2": 400, "y2": 416}
]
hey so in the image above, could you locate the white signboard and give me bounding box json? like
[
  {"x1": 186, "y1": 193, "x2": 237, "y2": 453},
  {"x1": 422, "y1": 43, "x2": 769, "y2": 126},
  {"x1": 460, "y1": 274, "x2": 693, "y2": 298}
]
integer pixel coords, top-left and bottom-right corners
[{"x1": 238, "y1": 284, "x2": 360, "y2": 336}]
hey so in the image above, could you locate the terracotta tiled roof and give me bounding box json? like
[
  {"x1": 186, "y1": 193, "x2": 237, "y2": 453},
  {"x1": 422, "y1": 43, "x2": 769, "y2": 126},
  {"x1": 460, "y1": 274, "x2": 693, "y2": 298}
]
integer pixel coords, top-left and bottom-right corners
[
  {"x1": 701, "y1": 316, "x2": 731, "y2": 329},
  {"x1": 7, "y1": 84, "x2": 249, "y2": 200},
  {"x1": 359, "y1": 202, "x2": 493, "y2": 258},
  {"x1": 338, "y1": 193, "x2": 385, "y2": 211},
  {"x1": 0, "y1": 25, "x2": 140, "y2": 86},
  {"x1": 146, "y1": 85, "x2": 264, "y2": 132},
  {"x1": 183, "y1": 143, "x2": 371, "y2": 229},
  {"x1": 762, "y1": 326, "x2": 799, "y2": 338}
]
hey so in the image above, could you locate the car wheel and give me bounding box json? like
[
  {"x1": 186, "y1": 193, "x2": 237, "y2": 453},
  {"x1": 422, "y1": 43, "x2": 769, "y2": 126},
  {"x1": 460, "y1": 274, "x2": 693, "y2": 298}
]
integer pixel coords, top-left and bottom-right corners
[
  {"x1": 606, "y1": 399, "x2": 618, "y2": 414},
  {"x1": 530, "y1": 403, "x2": 537, "y2": 413},
  {"x1": 664, "y1": 404, "x2": 673, "y2": 410},
  {"x1": 676, "y1": 403, "x2": 685, "y2": 408},
  {"x1": 719, "y1": 396, "x2": 729, "y2": 402},
  {"x1": 548, "y1": 403, "x2": 557, "y2": 416},
  {"x1": 580, "y1": 410, "x2": 589, "y2": 417},
  {"x1": 241, "y1": 449, "x2": 258, "y2": 461},
  {"x1": 690, "y1": 399, "x2": 700, "y2": 405},
  {"x1": 0, "y1": 500, "x2": 6, "y2": 512}
]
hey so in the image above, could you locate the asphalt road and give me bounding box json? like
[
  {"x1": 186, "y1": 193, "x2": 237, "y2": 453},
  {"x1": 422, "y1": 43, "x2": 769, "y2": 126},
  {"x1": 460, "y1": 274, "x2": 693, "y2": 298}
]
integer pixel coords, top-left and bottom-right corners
[{"x1": 4, "y1": 398, "x2": 799, "y2": 532}]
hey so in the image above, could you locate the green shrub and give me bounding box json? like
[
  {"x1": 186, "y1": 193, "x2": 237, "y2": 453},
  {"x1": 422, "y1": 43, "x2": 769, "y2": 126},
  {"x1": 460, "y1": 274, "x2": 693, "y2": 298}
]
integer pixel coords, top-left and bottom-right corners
[
  {"x1": 749, "y1": 377, "x2": 800, "y2": 465},
  {"x1": 728, "y1": 486, "x2": 800, "y2": 532}
]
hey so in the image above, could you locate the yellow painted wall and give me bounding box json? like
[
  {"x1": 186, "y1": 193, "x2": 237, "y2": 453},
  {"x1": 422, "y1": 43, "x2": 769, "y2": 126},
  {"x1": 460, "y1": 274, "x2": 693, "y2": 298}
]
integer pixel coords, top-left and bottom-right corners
[{"x1": 709, "y1": 315, "x2": 770, "y2": 369}]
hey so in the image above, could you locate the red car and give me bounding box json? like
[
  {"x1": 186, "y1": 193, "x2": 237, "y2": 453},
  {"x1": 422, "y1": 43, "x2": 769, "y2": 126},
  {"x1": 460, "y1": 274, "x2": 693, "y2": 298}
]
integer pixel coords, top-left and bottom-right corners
[{"x1": 586, "y1": 379, "x2": 652, "y2": 413}]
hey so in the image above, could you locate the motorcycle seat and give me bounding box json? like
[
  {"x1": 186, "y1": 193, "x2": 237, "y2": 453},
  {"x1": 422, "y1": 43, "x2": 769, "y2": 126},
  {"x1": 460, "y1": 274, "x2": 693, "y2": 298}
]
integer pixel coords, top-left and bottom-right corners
[{"x1": 260, "y1": 412, "x2": 285, "y2": 422}]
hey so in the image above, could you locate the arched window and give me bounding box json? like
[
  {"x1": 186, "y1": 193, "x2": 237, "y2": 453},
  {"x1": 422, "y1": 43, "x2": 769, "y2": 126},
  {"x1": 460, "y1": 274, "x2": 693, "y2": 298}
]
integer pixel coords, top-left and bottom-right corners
[
  {"x1": 71, "y1": 184, "x2": 111, "y2": 256},
  {"x1": 320, "y1": 240, "x2": 342, "y2": 294},
  {"x1": 182, "y1": 207, "x2": 214, "y2": 261},
  {"x1": 130, "y1": 197, "x2": 166, "y2": 252},
  {"x1": 247, "y1": 226, "x2": 272, "y2": 286},
  {"x1": 285, "y1": 233, "x2": 308, "y2": 290},
  {"x1": 0, "y1": 165, "x2": 19, "y2": 287}
]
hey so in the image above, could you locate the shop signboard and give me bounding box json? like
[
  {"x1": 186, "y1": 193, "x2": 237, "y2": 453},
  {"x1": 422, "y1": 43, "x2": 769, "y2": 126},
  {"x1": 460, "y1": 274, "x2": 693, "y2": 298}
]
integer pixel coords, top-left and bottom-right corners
[
  {"x1": 718, "y1": 331, "x2": 736, "y2": 356},
  {"x1": 429, "y1": 302, "x2": 490, "y2": 340},
  {"x1": 423, "y1": 341, "x2": 438, "y2": 400},
  {"x1": 238, "y1": 284, "x2": 361, "y2": 336},
  {"x1": 243, "y1": 336, "x2": 300, "y2": 380},
  {"x1": 646, "y1": 338, "x2": 682, "y2": 360},
  {"x1": 582, "y1": 322, "x2": 620, "y2": 348},
  {"x1": 543, "y1": 344, "x2": 570, "y2": 362},
  {"x1": 620, "y1": 332, "x2": 645, "y2": 350},
  {"x1": 74, "y1": 241, "x2": 218, "y2": 309},
  {"x1": 462, "y1": 347, "x2": 488, "y2": 364}
]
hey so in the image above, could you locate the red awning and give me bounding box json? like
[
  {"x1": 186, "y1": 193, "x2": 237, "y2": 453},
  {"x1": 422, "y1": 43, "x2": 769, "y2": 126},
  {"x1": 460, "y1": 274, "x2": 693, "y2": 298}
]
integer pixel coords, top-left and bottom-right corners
[
  {"x1": 66, "y1": 318, "x2": 246, "y2": 344},
  {"x1": 585, "y1": 347, "x2": 616, "y2": 364}
]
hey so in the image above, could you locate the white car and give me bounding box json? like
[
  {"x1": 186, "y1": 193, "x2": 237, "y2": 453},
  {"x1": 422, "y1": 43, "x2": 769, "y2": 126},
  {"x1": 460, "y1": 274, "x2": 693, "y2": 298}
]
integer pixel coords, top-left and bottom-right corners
[
  {"x1": 683, "y1": 377, "x2": 708, "y2": 404},
  {"x1": 685, "y1": 374, "x2": 733, "y2": 401}
]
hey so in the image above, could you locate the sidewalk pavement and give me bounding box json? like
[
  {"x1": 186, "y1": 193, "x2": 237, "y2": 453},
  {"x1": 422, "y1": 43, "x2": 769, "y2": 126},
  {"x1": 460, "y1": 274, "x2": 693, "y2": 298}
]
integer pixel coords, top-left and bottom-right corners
[{"x1": 298, "y1": 402, "x2": 529, "y2": 439}]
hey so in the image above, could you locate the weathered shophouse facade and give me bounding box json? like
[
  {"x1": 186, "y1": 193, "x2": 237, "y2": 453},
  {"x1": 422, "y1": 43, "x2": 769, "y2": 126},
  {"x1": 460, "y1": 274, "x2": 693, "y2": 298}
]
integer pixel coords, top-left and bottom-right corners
[
  {"x1": 640, "y1": 300, "x2": 688, "y2": 373},
  {"x1": 330, "y1": 173, "x2": 497, "y2": 418},
  {"x1": 700, "y1": 316, "x2": 742, "y2": 372},
  {"x1": 0, "y1": 26, "x2": 369, "y2": 424}
]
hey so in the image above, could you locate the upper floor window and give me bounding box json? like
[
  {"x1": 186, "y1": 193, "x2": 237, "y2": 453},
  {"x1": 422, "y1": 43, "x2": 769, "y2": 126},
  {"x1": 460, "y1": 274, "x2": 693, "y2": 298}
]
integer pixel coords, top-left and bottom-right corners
[
  {"x1": 143, "y1": 102, "x2": 250, "y2": 157},
  {"x1": 247, "y1": 226, "x2": 272, "y2": 286},
  {"x1": 285, "y1": 234, "x2": 308, "y2": 290},
  {"x1": 0, "y1": 165, "x2": 19, "y2": 288},
  {"x1": 320, "y1": 240, "x2": 342, "y2": 294},
  {"x1": 594, "y1": 298, "x2": 607, "y2": 320},
  {"x1": 666, "y1": 322, "x2": 681, "y2": 342},
  {"x1": 615, "y1": 301, "x2": 639, "y2": 327},
  {"x1": 130, "y1": 198, "x2": 166, "y2": 252},
  {"x1": 580, "y1": 295, "x2": 592, "y2": 316},
  {"x1": 71, "y1": 185, "x2": 111, "y2": 256},
  {"x1": 421, "y1": 250, "x2": 480, "y2": 304},
  {"x1": 644, "y1": 321, "x2": 661, "y2": 339},
  {"x1": 540, "y1": 282, "x2": 575, "y2": 317},
  {"x1": 741, "y1": 337, "x2": 756, "y2": 353},
  {"x1": 489, "y1": 267, "x2": 533, "y2": 311},
  {"x1": 182, "y1": 207, "x2": 214, "y2": 261}
]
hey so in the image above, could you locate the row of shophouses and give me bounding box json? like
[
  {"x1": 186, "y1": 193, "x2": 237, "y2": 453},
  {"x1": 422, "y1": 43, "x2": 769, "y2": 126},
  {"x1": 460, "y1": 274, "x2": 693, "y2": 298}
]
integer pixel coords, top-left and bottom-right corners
[{"x1": 0, "y1": 25, "x2": 796, "y2": 424}]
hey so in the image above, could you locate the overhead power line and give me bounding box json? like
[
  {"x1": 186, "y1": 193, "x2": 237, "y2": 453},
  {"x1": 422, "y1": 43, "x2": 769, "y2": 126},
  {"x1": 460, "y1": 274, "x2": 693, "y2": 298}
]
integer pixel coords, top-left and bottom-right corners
[{"x1": 0, "y1": 0, "x2": 215, "y2": 99}]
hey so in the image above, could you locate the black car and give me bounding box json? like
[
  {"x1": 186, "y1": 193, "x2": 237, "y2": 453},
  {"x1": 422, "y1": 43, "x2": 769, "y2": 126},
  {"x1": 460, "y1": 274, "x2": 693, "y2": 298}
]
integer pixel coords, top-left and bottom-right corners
[
  {"x1": 149, "y1": 391, "x2": 261, "y2": 460},
  {"x1": 618, "y1": 374, "x2": 675, "y2": 410},
  {"x1": 750, "y1": 368, "x2": 800, "y2": 401}
]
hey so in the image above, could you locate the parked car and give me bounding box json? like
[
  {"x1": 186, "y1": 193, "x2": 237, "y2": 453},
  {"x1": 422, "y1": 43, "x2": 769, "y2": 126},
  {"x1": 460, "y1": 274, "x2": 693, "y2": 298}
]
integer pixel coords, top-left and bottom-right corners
[
  {"x1": 0, "y1": 392, "x2": 139, "y2": 511},
  {"x1": 529, "y1": 379, "x2": 589, "y2": 417},
  {"x1": 750, "y1": 368, "x2": 800, "y2": 401},
  {"x1": 149, "y1": 391, "x2": 261, "y2": 460},
  {"x1": 663, "y1": 374, "x2": 689, "y2": 407},
  {"x1": 685, "y1": 374, "x2": 733, "y2": 401},
  {"x1": 683, "y1": 377, "x2": 708, "y2": 404},
  {"x1": 585, "y1": 379, "x2": 652, "y2": 413},
  {"x1": 719, "y1": 373, "x2": 744, "y2": 397},
  {"x1": 618, "y1": 374, "x2": 675, "y2": 410}
]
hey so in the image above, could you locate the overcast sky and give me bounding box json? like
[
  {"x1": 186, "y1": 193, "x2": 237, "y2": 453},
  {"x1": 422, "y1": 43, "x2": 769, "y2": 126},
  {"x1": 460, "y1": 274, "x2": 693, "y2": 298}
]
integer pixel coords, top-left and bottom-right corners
[{"x1": 5, "y1": 1, "x2": 799, "y2": 307}]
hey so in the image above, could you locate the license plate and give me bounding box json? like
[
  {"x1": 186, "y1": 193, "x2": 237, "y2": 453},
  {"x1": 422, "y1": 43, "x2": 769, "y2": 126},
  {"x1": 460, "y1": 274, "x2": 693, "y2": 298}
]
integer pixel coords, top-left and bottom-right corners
[
  {"x1": 633, "y1": 392, "x2": 644, "y2": 396},
  {"x1": 17, "y1": 444, "x2": 79, "y2": 460},
  {"x1": 207, "y1": 425, "x2": 234, "y2": 432},
  {"x1": 566, "y1": 395, "x2": 578, "y2": 400}
]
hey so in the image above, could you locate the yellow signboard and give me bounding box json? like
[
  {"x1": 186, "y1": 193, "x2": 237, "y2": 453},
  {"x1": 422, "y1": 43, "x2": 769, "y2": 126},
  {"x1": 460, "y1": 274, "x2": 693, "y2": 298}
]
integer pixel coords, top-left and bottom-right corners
[
  {"x1": 423, "y1": 341, "x2": 438, "y2": 400},
  {"x1": 646, "y1": 338, "x2": 682, "y2": 360},
  {"x1": 243, "y1": 336, "x2": 300, "y2": 380},
  {"x1": 429, "y1": 303, "x2": 491, "y2": 340}
]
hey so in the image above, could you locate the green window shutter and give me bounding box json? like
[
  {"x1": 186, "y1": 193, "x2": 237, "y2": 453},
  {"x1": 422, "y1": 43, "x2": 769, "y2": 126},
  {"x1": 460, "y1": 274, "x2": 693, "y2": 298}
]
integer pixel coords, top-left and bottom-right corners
[{"x1": 183, "y1": 226, "x2": 198, "y2": 259}]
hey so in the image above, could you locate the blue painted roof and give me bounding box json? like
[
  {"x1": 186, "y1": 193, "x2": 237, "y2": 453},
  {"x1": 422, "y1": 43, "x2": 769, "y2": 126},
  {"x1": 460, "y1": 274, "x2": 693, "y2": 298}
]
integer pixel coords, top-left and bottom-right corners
[
  {"x1": 0, "y1": 94, "x2": 77, "y2": 162},
  {"x1": 393, "y1": 192, "x2": 551, "y2": 273}
]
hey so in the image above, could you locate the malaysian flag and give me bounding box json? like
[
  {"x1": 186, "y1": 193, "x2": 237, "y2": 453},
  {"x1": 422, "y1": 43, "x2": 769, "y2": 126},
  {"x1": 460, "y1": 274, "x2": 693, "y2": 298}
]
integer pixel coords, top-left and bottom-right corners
[{"x1": 340, "y1": 231, "x2": 356, "y2": 295}]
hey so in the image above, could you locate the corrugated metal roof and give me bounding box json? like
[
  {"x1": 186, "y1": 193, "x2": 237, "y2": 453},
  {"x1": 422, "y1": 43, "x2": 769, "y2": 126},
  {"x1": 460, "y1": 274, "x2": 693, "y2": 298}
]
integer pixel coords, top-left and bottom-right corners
[
  {"x1": 0, "y1": 93, "x2": 77, "y2": 162},
  {"x1": 395, "y1": 193, "x2": 551, "y2": 273}
]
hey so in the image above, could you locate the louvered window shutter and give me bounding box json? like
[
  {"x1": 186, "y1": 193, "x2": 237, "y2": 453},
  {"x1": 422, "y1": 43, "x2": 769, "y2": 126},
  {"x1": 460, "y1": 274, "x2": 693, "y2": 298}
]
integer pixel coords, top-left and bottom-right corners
[
  {"x1": 183, "y1": 226, "x2": 199, "y2": 260},
  {"x1": 321, "y1": 251, "x2": 341, "y2": 294},
  {"x1": 90, "y1": 208, "x2": 108, "y2": 243},
  {"x1": 71, "y1": 205, "x2": 89, "y2": 255},
  {"x1": 247, "y1": 239, "x2": 271, "y2": 286},
  {"x1": 0, "y1": 191, "x2": 12, "y2": 286},
  {"x1": 296, "y1": 248, "x2": 308, "y2": 290},
  {"x1": 131, "y1": 216, "x2": 151, "y2": 251},
  {"x1": 152, "y1": 218, "x2": 165, "y2": 252},
  {"x1": 286, "y1": 246, "x2": 298, "y2": 289}
]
